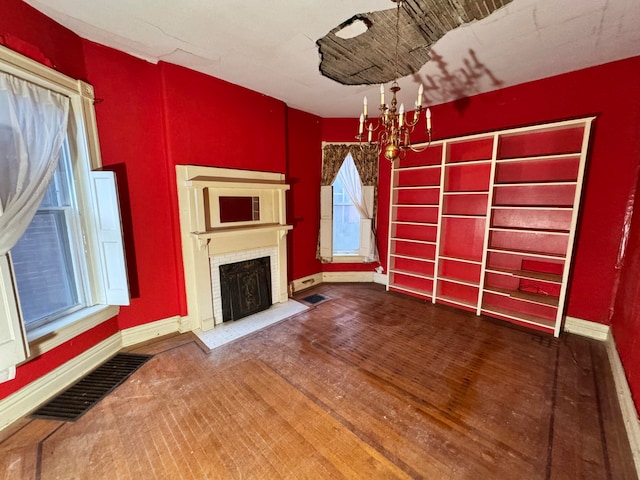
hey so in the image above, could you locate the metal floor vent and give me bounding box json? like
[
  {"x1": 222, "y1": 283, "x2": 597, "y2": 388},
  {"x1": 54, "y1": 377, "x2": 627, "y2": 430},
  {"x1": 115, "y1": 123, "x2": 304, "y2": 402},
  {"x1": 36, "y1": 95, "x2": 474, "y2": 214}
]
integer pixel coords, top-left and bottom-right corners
[
  {"x1": 31, "y1": 353, "x2": 152, "y2": 422},
  {"x1": 302, "y1": 294, "x2": 328, "y2": 305}
]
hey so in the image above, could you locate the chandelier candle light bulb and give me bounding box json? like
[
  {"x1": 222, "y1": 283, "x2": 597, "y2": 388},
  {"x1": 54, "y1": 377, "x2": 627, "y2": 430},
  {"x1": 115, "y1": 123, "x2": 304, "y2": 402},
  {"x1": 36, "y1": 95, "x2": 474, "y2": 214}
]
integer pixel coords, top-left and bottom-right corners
[{"x1": 356, "y1": 81, "x2": 433, "y2": 162}]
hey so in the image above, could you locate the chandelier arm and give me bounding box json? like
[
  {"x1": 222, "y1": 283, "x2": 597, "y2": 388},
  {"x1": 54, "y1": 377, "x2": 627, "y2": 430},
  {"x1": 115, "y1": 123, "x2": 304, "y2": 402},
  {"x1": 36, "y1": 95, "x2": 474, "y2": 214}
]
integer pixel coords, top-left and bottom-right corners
[{"x1": 405, "y1": 133, "x2": 433, "y2": 153}]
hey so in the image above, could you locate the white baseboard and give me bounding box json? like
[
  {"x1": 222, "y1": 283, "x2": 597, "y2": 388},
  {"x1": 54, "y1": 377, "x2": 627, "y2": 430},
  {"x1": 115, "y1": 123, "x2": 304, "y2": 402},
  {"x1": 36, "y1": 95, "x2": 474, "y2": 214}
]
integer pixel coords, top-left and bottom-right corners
[
  {"x1": 565, "y1": 316, "x2": 640, "y2": 473},
  {"x1": 0, "y1": 333, "x2": 121, "y2": 432},
  {"x1": 291, "y1": 271, "x2": 387, "y2": 290},
  {"x1": 0, "y1": 315, "x2": 184, "y2": 433},
  {"x1": 120, "y1": 315, "x2": 182, "y2": 347},
  {"x1": 321, "y1": 271, "x2": 373, "y2": 283},
  {"x1": 291, "y1": 271, "x2": 378, "y2": 293},
  {"x1": 373, "y1": 271, "x2": 388, "y2": 285},
  {"x1": 564, "y1": 316, "x2": 610, "y2": 341},
  {"x1": 606, "y1": 333, "x2": 640, "y2": 473},
  {"x1": 289, "y1": 273, "x2": 323, "y2": 295}
]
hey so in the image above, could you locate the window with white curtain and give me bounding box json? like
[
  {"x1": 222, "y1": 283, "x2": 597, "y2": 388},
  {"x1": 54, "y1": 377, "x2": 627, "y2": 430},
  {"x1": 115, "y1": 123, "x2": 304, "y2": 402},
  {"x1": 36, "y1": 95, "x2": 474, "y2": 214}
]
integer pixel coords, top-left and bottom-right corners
[
  {"x1": 332, "y1": 170, "x2": 361, "y2": 255},
  {"x1": 0, "y1": 45, "x2": 129, "y2": 381},
  {"x1": 320, "y1": 153, "x2": 375, "y2": 262},
  {"x1": 10, "y1": 140, "x2": 88, "y2": 330}
]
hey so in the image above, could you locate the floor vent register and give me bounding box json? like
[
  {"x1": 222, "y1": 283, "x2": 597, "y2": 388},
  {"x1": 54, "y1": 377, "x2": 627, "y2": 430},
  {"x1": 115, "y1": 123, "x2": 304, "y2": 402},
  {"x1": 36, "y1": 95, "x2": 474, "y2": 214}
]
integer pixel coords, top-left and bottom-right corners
[{"x1": 31, "y1": 353, "x2": 152, "y2": 422}]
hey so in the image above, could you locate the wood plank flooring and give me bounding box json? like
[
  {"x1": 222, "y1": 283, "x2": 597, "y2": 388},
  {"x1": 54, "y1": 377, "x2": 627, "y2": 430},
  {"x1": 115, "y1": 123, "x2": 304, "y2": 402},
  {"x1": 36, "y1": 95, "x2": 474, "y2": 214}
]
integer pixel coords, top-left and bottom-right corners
[{"x1": 0, "y1": 283, "x2": 636, "y2": 479}]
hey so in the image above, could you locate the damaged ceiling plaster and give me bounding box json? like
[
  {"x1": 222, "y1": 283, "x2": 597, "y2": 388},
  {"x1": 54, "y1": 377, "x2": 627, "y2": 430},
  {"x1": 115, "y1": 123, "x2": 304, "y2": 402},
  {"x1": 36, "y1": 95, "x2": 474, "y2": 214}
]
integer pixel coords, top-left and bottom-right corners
[{"x1": 317, "y1": 0, "x2": 513, "y2": 85}]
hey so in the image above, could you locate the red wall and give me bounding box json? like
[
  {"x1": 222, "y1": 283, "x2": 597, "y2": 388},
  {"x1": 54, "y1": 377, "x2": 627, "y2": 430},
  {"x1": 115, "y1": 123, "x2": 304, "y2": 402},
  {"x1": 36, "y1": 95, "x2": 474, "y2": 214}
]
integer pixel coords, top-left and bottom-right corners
[
  {"x1": 286, "y1": 108, "x2": 323, "y2": 280},
  {"x1": 0, "y1": 0, "x2": 86, "y2": 80},
  {"x1": 82, "y1": 41, "x2": 182, "y2": 329},
  {"x1": 611, "y1": 168, "x2": 640, "y2": 410},
  {"x1": 323, "y1": 57, "x2": 640, "y2": 325},
  {"x1": 160, "y1": 62, "x2": 287, "y2": 173},
  {"x1": 159, "y1": 62, "x2": 289, "y2": 312}
]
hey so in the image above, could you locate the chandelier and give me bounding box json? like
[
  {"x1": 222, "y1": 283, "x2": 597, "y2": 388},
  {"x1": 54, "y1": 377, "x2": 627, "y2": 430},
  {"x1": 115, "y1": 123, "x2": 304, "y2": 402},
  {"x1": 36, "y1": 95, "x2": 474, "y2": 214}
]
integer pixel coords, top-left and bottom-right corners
[{"x1": 355, "y1": 0, "x2": 432, "y2": 162}]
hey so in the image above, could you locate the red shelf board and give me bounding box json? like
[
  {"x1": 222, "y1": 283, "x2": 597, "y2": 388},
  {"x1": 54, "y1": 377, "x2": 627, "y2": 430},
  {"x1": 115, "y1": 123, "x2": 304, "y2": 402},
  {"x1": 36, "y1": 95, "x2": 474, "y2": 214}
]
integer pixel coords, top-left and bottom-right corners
[
  {"x1": 495, "y1": 156, "x2": 580, "y2": 183},
  {"x1": 493, "y1": 184, "x2": 576, "y2": 207},
  {"x1": 397, "y1": 144, "x2": 442, "y2": 168},
  {"x1": 445, "y1": 163, "x2": 491, "y2": 192},
  {"x1": 395, "y1": 205, "x2": 439, "y2": 223},
  {"x1": 447, "y1": 137, "x2": 494, "y2": 163},
  {"x1": 491, "y1": 208, "x2": 572, "y2": 231},
  {"x1": 497, "y1": 126, "x2": 584, "y2": 159}
]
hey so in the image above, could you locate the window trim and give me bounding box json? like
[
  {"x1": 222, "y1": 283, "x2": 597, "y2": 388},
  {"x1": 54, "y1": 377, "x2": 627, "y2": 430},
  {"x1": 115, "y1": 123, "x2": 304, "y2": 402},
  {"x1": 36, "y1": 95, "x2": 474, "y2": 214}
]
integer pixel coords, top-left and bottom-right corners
[
  {"x1": 27, "y1": 305, "x2": 119, "y2": 356},
  {"x1": 319, "y1": 156, "x2": 375, "y2": 263},
  {"x1": 0, "y1": 44, "x2": 128, "y2": 369}
]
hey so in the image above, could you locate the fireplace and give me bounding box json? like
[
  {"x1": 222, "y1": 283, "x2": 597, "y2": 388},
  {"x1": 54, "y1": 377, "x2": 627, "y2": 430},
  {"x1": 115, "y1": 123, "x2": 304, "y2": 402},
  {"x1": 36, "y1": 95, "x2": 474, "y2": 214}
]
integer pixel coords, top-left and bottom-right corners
[
  {"x1": 176, "y1": 165, "x2": 292, "y2": 331},
  {"x1": 210, "y1": 246, "x2": 279, "y2": 325},
  {"x1": 219, "y1": 257, "x2": 272, "y2": 321}
]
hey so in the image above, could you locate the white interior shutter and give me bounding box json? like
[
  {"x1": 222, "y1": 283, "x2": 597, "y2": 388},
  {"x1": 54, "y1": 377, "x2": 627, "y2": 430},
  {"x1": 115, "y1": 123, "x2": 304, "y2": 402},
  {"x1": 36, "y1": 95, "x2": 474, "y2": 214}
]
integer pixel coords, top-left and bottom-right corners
[
  {"x1": 319, "y1": 185, "x2": 333, "y2": 260},
  {"x1": 358, "y1": 186, "x2": 375, "y2": 257},
  {"x1": 89, "y1": 171, "x2": 130, "y2": 305},
  {"x1": 0, "y1": 254, "x2": 28, "y2": 380},
  {"x1": 359, "y1": 219, "x2": 372, "y2": 256}
]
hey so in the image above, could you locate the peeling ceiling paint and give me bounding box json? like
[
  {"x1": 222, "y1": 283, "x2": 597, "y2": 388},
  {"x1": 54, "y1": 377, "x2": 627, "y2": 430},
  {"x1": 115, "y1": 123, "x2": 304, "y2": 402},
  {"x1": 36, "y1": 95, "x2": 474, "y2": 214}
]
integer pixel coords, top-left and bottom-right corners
[
  {"x1": 317, "y1": 0, "x2": 512, "y2": 85},
  {"x1": 22, "y1": 0, "x2": 640, "y2": 118}
]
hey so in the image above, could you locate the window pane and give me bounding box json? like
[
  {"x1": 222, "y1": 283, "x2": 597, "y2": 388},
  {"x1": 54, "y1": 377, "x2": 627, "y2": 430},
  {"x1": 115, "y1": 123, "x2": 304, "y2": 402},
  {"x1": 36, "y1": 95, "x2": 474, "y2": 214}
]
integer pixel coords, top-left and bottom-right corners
[
  {"x1": 40, "y1": 144, "x2": 72, "y2": 208},
  {"x1": 332, "y1": 176, "x2": 360, "y2": 254},
  {"x1": 11, "y1": 209, "x2": 80, "y2": 327},
  {"x1": 10, "y1": 144, "x2": 84, "y2": 330}
]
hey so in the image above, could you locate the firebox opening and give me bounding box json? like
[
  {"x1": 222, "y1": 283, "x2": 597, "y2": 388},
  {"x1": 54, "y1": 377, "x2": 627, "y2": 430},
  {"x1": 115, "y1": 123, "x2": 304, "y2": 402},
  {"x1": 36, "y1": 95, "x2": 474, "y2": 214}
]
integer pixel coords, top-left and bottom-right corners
[{"x1": 219, "y1": 257, "x2": 272, "y2": 322}]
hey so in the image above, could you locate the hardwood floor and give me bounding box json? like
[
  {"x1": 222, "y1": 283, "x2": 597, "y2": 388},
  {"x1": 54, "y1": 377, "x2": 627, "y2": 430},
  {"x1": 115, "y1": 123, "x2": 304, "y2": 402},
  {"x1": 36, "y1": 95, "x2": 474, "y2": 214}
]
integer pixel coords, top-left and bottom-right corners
[{"x1": 0, "y1": 283, "x2": 636, "y2": 479}]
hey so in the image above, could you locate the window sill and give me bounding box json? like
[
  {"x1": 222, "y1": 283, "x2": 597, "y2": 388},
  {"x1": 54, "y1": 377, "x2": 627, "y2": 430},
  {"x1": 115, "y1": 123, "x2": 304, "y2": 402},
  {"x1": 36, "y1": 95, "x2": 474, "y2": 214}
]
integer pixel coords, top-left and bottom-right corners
[
  {"x1": 330, "y1": 255, "x2": 368, "y2": 263},
  {"x1": 27, "y1": 305, "x2": 120, "y2": 357}
]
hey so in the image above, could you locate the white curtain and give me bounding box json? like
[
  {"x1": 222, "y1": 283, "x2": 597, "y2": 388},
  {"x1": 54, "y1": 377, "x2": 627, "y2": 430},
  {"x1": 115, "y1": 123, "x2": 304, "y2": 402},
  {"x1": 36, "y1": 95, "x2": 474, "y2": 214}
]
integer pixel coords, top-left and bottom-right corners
[
  {"x1": 337, "y1": 153, "x2": 378, "y2": 262},
  {"x1": 0, "y1": 72, "x2": 70, "y2": 255}
]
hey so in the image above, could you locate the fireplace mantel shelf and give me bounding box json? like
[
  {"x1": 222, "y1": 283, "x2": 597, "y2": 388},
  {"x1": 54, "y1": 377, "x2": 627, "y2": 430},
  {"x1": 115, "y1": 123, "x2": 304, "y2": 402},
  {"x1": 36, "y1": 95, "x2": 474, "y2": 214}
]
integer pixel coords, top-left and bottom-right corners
[
  {"x1": 185, "y1": 179, "x2": 289, "y2": 191},
  {"x1": 191, "y1": 223, "x2": 293, "y2": 239}
]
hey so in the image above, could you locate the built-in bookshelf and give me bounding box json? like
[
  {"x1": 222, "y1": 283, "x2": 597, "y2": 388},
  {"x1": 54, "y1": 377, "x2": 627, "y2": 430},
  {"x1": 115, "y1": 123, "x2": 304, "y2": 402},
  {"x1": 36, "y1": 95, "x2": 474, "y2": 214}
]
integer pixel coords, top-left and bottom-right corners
[{"x1": 386, "y1": 117, "x2": 594, "y2": 336}]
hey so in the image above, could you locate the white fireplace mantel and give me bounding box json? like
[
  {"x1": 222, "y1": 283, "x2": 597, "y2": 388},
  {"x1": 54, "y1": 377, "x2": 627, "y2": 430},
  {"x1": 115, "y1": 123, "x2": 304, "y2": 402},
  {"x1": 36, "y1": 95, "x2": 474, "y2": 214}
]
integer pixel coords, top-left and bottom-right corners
[{"x1": 176, "y1": 165, "x2": 292, "y2": 331}]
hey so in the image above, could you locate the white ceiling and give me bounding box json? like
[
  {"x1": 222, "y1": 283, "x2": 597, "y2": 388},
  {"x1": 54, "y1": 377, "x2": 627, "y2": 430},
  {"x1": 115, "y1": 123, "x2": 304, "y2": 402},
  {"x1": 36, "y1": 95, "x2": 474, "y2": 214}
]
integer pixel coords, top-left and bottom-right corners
[{"x1": 24, "y1": 0, "x2": 640, "y2": 118}]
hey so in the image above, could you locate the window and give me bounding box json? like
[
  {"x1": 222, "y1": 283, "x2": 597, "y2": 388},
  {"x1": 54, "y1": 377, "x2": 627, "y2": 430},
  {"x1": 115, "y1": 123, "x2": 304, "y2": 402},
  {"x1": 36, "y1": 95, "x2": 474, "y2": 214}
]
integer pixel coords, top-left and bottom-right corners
[
  {"x1": 0, "y1": 45, "x2": 129, "y2": 380},
  {"x1": 319, "y1": 152, "x2": 376, "y2": 262},
  {"x1": 11, "y1": 142, "x2": 87, "y2": 331},
  {"x1": 332, "y1": 159, "x2": 362, "y2": 255}
]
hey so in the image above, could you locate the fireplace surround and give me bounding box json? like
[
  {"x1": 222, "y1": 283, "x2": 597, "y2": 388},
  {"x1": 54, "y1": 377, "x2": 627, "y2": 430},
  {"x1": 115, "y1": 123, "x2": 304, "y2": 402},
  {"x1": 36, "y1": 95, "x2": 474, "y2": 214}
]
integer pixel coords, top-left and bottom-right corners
[
  {"x1": 211, "y1": 248, "x2": 278, "y2": 322},
  {"x1": 176, "y1": 165, "x2": 292, "y2": 331},
  {"x1": 219, "y1": 256, "x2": 271, "y2": 321}
]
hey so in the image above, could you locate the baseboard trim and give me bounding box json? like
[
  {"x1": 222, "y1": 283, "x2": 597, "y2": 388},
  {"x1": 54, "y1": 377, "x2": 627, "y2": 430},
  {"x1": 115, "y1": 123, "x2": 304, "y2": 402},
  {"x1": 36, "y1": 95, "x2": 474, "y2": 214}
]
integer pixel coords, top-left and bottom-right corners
[
  {"x1": 606, "y1": 333, "x2": 640, "y2": 473},
  {"x1": 0, "y1": 333, "x2": 121, "y2": 432},
  {"x1": 563, "y1": 316, "x2": 610, "y2": 341},
  {"x1": 120, "y1": 315, "x2": 182, "y2": 347},
  {"x1": 289, "y1": 273, "x2": 323, "y2": 295},
  {"x1": 373, "y1": 271, "x2": 388, "y2": 285},
  {"x1": 291, "y1": 271, "x2": 387, "y2": 292},
  {"x1": 322, "y1": 271, "x2": 373, "y2": 283}
]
